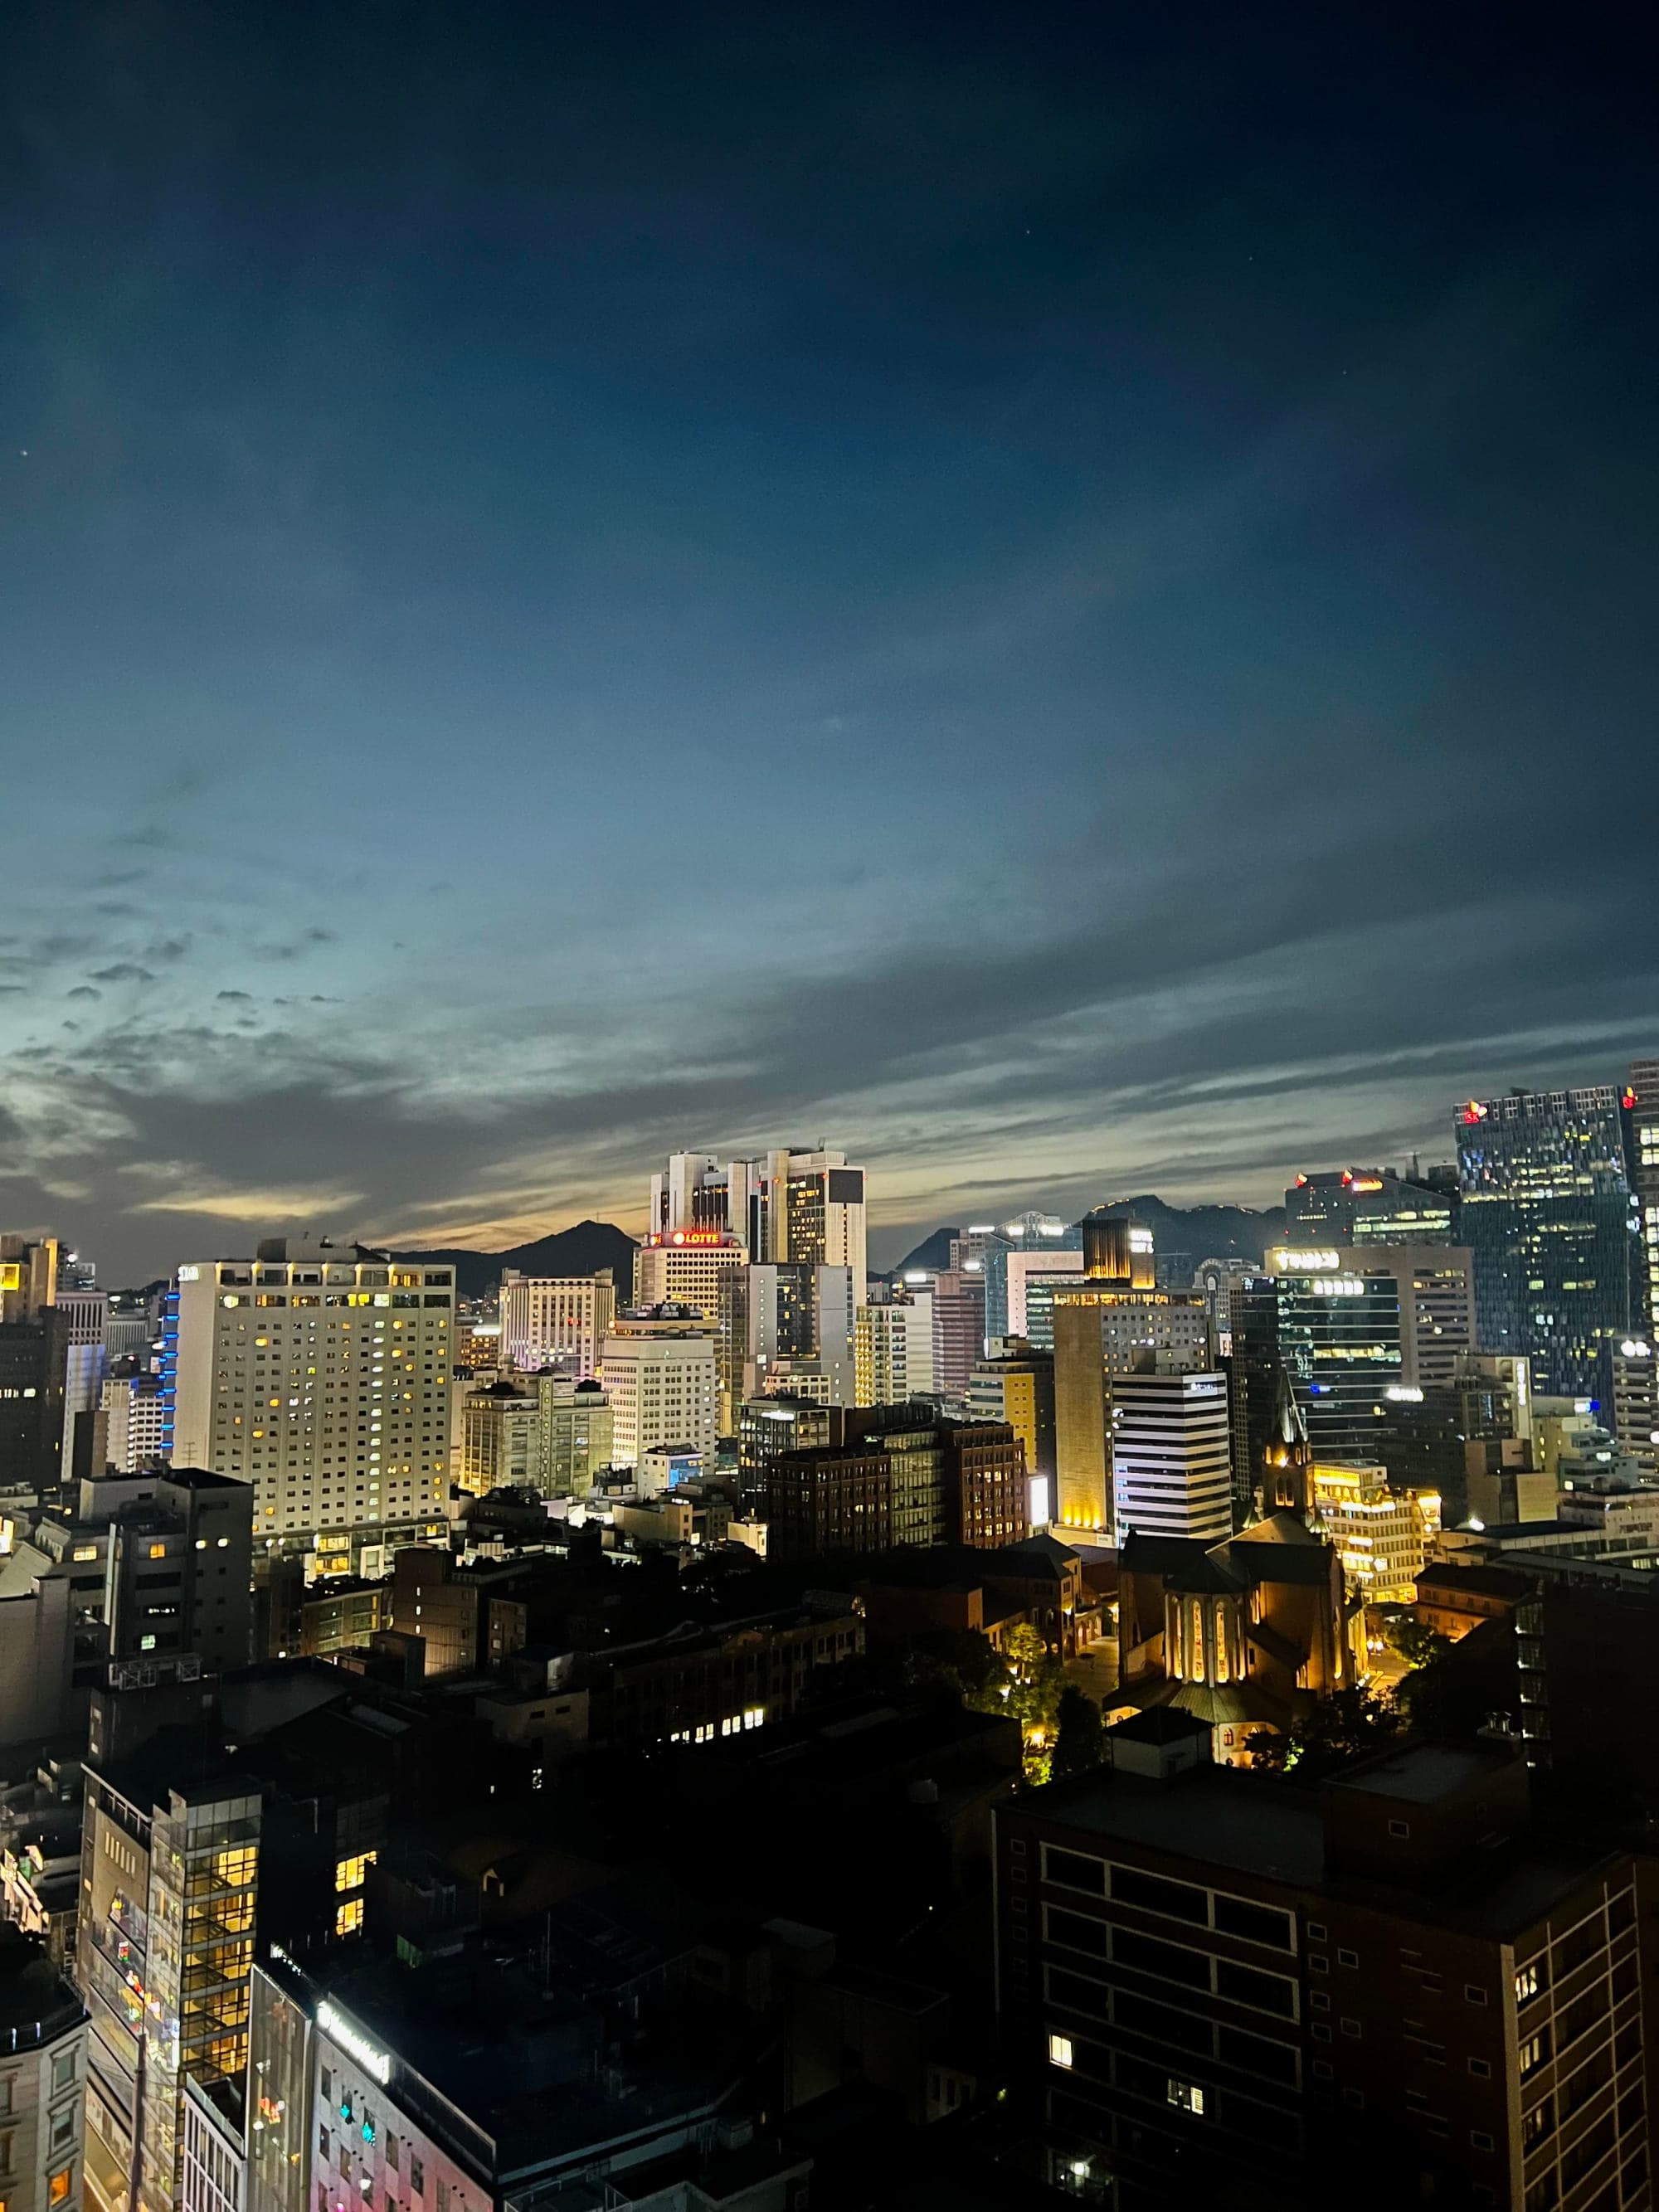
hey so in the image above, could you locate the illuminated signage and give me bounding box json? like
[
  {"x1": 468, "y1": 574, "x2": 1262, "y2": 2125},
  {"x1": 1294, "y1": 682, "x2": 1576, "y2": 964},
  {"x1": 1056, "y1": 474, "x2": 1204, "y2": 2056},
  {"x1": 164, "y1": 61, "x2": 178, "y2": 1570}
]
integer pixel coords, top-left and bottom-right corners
[
  {"x1": 645, "y1": 1232, "x2": 736, "y2": 1249},
  {"x1": 966, "y1": 1224, "x2": 996, "y2": 1236},
  {"x1": 1310, "y1": 1277, "x2": 1365, "y2": 1296},
  {"x1": 317, "y1": 2002, "x2": 392, "y2": 2086},
  {"x1": 1267, "y1": 1248, "x2": 1340, "y2": 1272},
  {"x1": 1461, "y1": 1100, "x2": 1490, "y2": 1125},
  {"x1": 1350, "y1": 1178, "x2": 1384, "y2": 1194},
  {"x1": 1619, "y1": 1339, "x2": 1652, "y2": 1359},
  {"x1": 1384, "y1": 1386, "x2": 1424, "y2": 1403},
  {"x1": 177, "y1": 1265, "x2": 200, "y2": 1282}
]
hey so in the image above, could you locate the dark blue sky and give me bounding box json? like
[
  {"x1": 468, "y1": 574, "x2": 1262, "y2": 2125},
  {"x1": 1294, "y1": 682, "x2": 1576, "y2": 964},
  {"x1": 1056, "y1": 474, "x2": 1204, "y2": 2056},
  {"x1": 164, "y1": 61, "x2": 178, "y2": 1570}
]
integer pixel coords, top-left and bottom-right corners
[{"x1": 3, "y1": 1, "x2": 1656, "y2": 1279}]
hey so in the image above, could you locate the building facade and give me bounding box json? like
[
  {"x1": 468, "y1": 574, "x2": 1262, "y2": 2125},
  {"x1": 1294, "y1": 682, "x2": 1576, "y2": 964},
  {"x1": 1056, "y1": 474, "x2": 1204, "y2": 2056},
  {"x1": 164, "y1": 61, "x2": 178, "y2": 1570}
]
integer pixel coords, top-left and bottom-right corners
[
  {"x1": 1110, "y1": 1369, "x2": 1233, "y2": 1544},
  {"x1": 598, "y1": 1313, "x2": 718, "y2": 1468},
  {"x1": 171, "y1": 1242, "x2": 454, "y2": 1544},
  {"x1": 495, "y1": 1272, "x2": 614, "y2": 1379},
  {"x1": 854, "y1": 1291, "x2": 937, "y2": 1407},
  {"x1": 630, "y1": 1231, "x2": 746, "y2": 1318},
  {"x1": 1456, "y1": 1087, "x2": 1635, "y2": 1397}
]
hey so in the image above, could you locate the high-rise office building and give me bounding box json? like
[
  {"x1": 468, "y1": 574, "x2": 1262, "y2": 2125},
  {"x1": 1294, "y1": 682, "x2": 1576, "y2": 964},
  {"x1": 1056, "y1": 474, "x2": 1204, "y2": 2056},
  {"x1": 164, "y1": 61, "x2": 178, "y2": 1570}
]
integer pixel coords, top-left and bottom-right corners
[
  {"x1": 1623, "y1": 1059, "x2": 1659, "y2": 1331},
  {"x1": 632, "y1": 1229, "x2": 746, "y2": 1317},
  {"x1": 970, "y1": 1342, "x2": 1056, "y2": 1496},
  {"x1": 599, "y1": 1309, "x2": 717, "y2": 1467},
  {"x1": 1053, "y1": 1218, "x2": 1210, "y2": 1533},
  {"x1": 172, "y1": 1240, "x2": 455, "y2": 1543},
  {"x1": 718, "y1": 1263, "x2": 855, "y2": 1424},
  {"x1": 1286, "y1": 1166, "x2": 1454, "y2": 1244},
  {"x1": 1605, "y1": 1336, "x2": 1658, "y2": 1480},
  {"x1": 980, "y1": 1216, "x2": 1082, "y2": 1342},
  {"x1": 459, "y1": 1377, "x2": 539, "y2": 1493},
  {"x1": 79, "y1": 1696, "x2": 262, "y2": 2212},
  {"x1": 649, "y1": 1148, "x2": 867, "y2": 1289},
  {"x1": 1261, "y1": 1247, "x2": 1405, "y2": 1465},
  {"x1": 101, "y1": 1362, "x2": 168, "y2": 1473},
  {"x1": 533, "y1": 1375, "x2": 613, "y2": 1496},
  {"x1": 854, "y1": 1290, "x2": 936, "y2": 1407},
  {"x1": 497, "y1": 1271, "x2": 615, "y2": 1378},
  {"x1": 0, "y1": 1310, "x2": 70, "y2": 1498},
  {"x1": 1269, "y1": 1242, "x2": 1472, "y2": 1394},
  {"x1": 926, "y1": 1266, "x2": 986, "y2": 1411},
  {"x1": 1456, "y1": 1086, "x2": 1635, "y2": 1396},
  {"x1": 1110, "y1": 1365, "x2": 1232, "y2": 1544}
]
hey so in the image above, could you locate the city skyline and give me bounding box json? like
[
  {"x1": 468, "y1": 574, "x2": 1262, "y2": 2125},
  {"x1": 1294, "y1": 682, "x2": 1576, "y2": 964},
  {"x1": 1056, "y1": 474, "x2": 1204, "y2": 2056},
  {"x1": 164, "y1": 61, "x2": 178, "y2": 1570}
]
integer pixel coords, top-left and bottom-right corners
[{"x1": 4, "y1": 5, "x2": 1656, "y2": 1282}]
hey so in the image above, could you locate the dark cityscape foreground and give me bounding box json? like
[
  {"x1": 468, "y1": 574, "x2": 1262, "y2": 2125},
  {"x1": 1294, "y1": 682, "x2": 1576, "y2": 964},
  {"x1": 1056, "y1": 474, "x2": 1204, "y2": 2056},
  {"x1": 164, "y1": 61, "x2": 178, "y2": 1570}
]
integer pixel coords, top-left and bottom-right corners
[{"x1": 1, "y1": 1079, "x2": 1657, "y2": 2212}]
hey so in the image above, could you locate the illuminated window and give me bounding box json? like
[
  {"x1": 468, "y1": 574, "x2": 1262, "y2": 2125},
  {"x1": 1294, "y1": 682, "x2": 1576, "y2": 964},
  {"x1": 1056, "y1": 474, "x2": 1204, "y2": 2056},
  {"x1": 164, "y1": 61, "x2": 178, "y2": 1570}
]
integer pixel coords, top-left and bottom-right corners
[
  {"x1": 50, "y1": 2171, "x2": 73, "y2": 2205},
  {"x1": 1515, "y1": 1961, "x2": 1542, "y2": 2003},
  {"x1": 335, "y1": 1851, "x2": 377, "y2": 1894},
  {"x1": 1048, "y1": 2034, "x2": 1073, "y2": 2069},
  {"x1": 1166, "y1": 2079, "x2": 1205, "y2": 2117},
  {"x1": 336, "y1": 1898, "x2": 364, "y2": 1937},
  {"x1": 148, "y1": 1543, "x2": 167, "y2": 1561}
]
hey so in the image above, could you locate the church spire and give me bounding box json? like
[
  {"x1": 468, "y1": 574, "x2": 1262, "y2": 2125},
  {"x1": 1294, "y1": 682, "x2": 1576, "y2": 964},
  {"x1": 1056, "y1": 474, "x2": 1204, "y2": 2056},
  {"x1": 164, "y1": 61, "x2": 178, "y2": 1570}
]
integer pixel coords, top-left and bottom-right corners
[{"x1": 1264, "y1": 1362, "x2": 1317, "y2": 1525}]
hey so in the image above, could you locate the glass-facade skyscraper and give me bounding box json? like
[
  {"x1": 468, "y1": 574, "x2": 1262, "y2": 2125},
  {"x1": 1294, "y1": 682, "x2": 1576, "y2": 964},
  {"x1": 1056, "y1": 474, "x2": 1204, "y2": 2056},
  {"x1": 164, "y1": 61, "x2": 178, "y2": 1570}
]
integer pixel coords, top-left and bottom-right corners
[{"x1": 1455, "y1": 1086, "x2": 1635, "y2": 1398}]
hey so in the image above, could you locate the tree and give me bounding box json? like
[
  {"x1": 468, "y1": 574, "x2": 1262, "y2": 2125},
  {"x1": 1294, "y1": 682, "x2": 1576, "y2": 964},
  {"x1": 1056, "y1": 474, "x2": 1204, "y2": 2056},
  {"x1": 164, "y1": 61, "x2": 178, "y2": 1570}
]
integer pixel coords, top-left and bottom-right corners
[
  {"x1": 1006, "y1": 1622, "x2": 1048, "y2": 1680},
  {"x1": 1249, "y1": 1687, "x2": 1400, "y2": 1781},
  {"x1": 1384, "y1": 1613, "x2": 1452, "y2": 1670},
  {"x1": 1051, "y1": 1685, "x2": 1104, "y2": 1778}
]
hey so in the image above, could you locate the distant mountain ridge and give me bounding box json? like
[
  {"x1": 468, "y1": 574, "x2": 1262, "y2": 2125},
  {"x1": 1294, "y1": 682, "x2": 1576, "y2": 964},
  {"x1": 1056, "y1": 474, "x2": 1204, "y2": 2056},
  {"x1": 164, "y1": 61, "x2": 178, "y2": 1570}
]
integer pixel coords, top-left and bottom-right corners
[{"x1": 397, "y1": 1219, "x2": 638, "y2": 1302}]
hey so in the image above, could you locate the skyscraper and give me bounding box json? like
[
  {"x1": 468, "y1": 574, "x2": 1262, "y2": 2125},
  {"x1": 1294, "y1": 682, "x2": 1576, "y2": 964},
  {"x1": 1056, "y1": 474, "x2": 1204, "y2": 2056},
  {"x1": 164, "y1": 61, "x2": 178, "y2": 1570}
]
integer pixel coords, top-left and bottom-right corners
[
  {"x1": 1110, "y1": 1365, "x2": 1233, "y2": 1543},
  {"x1": 648, "y1": 1148, "x2": 866, "y2": 1288},
  {"x1": 979, "y1": 1214, "x2": 1080, "y2": 1341},
  {"x1": 1456, "y1": 1086, "x2": 1635, "y2": 1395},
  {"x1": 1052, "y1": 1218, "x2": 1210, "y2": 1532},
  {"x1": 172, "y1": 1239, "x2": 454, "y2": 1544},
  {"x1": 497, "y1": 1270, "x2": 615, "y2": 1376},
  {"x1": 1262, "y1": 1246, "x2": 1405, "y2": 1465},
  {"x1": 854, "y1": 1289, "x2": 936, "y2": 1407},
  {"x1": 1623, "y1": 1058, "x2": 1659, "y2": 1330},
  {"x1": 598, "y1": 1309, "x2": 718, "y2": 1466},
  {"x1": 718, "y1": 1263, "x2": 856, "y2": 1424},
  {"x1": 1286, "y1": 1166, "x2": 1454, "y2": 1243},
  {"x1": 631, "y1": 1229, "x2": 746, "y2": 1316}
]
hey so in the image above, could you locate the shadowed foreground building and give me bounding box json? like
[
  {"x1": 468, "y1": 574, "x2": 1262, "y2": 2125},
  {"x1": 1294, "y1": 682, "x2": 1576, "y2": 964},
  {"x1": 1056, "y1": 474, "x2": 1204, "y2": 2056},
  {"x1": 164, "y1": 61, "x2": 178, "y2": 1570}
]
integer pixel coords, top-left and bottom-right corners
[{"x1": 996, "y1": 1729, "x2": 1654, "y2": 2212}]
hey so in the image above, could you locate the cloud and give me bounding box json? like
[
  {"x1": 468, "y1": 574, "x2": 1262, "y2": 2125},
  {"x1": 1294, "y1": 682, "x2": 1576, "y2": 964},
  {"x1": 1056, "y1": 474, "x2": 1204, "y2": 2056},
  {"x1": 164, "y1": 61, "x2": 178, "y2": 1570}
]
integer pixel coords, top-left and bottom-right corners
[
  {"x1": 88, "y1": 963, "x2": 157, "y2": 984},
  {"x1": 216, "y1": 989, "x2": 253, "y2": 1001},
  {"x1": 66, "y1": 985, "x2": 103, "y2": 1000}
]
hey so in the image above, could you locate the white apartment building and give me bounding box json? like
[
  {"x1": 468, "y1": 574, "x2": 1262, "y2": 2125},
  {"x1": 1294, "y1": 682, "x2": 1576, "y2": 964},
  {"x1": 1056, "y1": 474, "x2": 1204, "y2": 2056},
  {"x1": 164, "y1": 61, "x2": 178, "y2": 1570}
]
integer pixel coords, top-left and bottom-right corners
[
  {"x1": 460, "y1": 1379, "x2": 539, "y2": 1494},
  {"x1": 631, "y1": 1231, "x2": 746, "y2": 1317},
  {"x1": 1111, "y1": 1368, "x2": 1233, "y2": 1543},
  {"x1": 599, "y1": 1318, "x2": 717, "y2": 1467},
  {"x1": 497, "y1": 1271, "x2": 615, "y2": 1377},
  {"x1": 855, "y1": 1294, "x2": 936, "y2": 1406},
  {"x1": 171, "y1": 1241, "x2": 454, "y2": 1541}
]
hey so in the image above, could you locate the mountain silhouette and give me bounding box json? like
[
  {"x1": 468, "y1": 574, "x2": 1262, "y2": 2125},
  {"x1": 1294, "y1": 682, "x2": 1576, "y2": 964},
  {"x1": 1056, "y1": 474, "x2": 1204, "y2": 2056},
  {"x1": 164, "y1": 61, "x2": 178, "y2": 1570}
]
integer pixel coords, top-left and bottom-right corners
[{"x1": 396, "y1": 1218, "x2": 638, "y2": 1302}]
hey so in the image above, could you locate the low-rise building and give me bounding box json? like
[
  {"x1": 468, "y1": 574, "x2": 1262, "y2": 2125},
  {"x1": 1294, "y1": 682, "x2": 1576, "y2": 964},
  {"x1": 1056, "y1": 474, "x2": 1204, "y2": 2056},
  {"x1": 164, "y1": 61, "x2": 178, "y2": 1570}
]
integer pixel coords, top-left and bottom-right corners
[{"x1": 0, "y1": 1926, "x2": 89, "y2": 2212}]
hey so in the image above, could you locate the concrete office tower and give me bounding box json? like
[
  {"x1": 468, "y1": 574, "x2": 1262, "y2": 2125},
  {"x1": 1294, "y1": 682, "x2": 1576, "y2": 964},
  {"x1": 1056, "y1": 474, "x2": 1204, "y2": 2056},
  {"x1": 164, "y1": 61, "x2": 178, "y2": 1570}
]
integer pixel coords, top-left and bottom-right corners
[
  {"x1": 631, "y1": 1229, "x2": 745, "y2": 1317},
  {"x1": 854, "y1": 1290, "x2": 936, "y2": 1407},
  {"x1": 534, "y1": 1375, "x2": 613, "y2": 1496},
  {"x1": 1052, "y1": 1219, "x2": 1211, "y2": 1533},
  {"x1": 718, "y1": 1264, "x2": 856, "y2": 1425},
  {"x1": 969, "y1": 1341, "x2": 1055, "y2": 1491},
  {"x1": 1111, "y1": 1365, "x2": 1233, "y2": 1543},
  {"x1": 927, "y1": 1267, "x2": 986, "y2": 1409},
  {"x1": 1623, "y1": 1059, "x2": 1659, "y2": 1331},
  {"x1": 497, "y1": 1270, "x2": 615, "y2": 1378},
  {"x1": 460, "y1": 1377, "x2": 539, "y2": 1493},
  {"x1": 78, "y1": 1719, "x2": 261, "y2": 2212},
  {"x1": 599, "y1": 1309, "x2": 717, "y2": 1467},
  {"x1": 1194, "y1": 1254, "x2": 1254, "y2": 1356},
  {"x1": 0, "y1": 1926, "x2": 88, "y2": 2212},
  {"x1": 171, "y1": 1239, "x2": 454, "y2": 1543},
  {"x1": 649, "y1": 1147, "x2": 867, "y2": 1291},
  {"x1": 980, "y1": 1215, "x2": 1080, "y2": 1340},
  {"x1": 101, "y1": 1363, "x2": 168, "y2": 1472},
  {"x1": 1286, "y1": 1166, "x2": 1455, "y2": 1243},
  {"x1": 1457, "y1": 1085, "x2": 1635, "y2": 1396},
  {"x1": 1363, "y1": 1242, "x2": 1474, "y2": 1388}
]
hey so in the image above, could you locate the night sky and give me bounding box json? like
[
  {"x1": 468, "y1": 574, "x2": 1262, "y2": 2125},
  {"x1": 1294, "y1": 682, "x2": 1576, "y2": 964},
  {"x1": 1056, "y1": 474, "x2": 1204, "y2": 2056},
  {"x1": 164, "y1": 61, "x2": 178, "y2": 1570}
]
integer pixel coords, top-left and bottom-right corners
[{"x1": 4, "y1": 2, "x2": 1657, "y2": 1282}]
